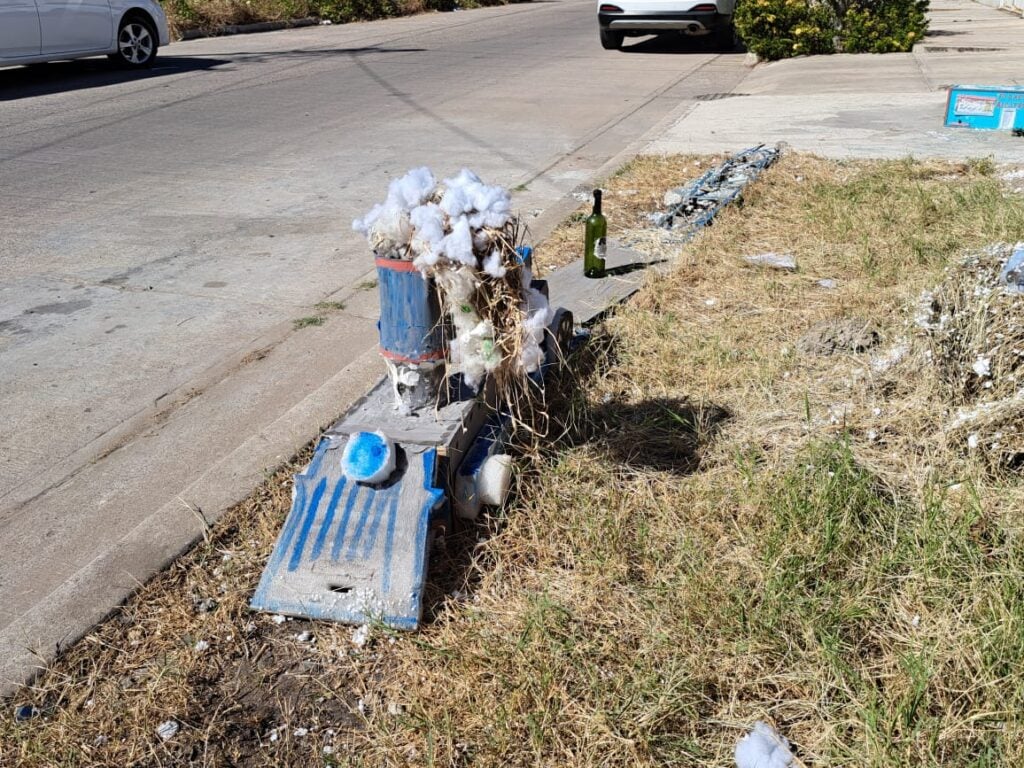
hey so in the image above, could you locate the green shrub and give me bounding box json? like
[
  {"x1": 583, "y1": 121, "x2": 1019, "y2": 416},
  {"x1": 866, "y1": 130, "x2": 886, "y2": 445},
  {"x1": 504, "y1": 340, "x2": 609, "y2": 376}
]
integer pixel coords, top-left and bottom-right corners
[
  {"x1": 841, "y1": 0, "x2": 928, "y2": 52},
  {"x1": 311, "y1": 0, "x2": 397, "y2": 22},
  {"x1": 734, "y1": 0, "x2": 836, "y2": 60}
]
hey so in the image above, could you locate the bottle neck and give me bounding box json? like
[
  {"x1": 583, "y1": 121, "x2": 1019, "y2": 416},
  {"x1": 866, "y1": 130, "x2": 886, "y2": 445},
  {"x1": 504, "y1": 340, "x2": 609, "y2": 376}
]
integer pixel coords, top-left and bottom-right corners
[{"x1": 593, "y1": 190, "x2": 602, "y2": 216}]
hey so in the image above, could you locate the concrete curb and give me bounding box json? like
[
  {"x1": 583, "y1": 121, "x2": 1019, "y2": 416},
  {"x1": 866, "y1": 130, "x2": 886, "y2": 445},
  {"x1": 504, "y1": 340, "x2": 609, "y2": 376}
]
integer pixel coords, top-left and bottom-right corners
[{"x1": 178, "y1": 17, "x2": 321, "y2": 42}]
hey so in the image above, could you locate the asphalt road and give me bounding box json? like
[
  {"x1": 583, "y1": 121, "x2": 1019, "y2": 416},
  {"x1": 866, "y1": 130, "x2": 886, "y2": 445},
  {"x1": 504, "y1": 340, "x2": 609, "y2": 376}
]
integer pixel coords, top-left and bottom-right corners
[{"x1": 0, "y1": 0, "x2": 749, "y2": 691}]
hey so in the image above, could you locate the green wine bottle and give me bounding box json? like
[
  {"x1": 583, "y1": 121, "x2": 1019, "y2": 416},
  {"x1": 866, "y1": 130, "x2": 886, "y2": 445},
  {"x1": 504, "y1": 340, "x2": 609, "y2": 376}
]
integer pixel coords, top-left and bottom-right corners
[{"x1": 584, "y1": 189, "x2": 607, "y2": 279}]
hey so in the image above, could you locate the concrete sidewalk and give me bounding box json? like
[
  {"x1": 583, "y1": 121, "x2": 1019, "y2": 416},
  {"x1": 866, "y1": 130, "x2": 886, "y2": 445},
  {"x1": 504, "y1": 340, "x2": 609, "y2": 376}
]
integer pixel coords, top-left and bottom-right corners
[{"x1": 648, "y1": 0, "x2": 1024, "y2": 160}]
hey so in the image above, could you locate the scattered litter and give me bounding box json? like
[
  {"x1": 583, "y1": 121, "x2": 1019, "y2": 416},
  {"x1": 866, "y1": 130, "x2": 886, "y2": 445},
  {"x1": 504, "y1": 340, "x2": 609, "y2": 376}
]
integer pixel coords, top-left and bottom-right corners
[
  {"x1": 664, "y1": 189, "x2": 684, "y2": 207},
  {"x1": 973, "y1": 355, "x2": 991, "y2": 378},
  {"x1": 293, "y1": 727, "x2": 309, "y2": 737},
  {"x1": 705, "y1": 298, "x2": 718, "y2": 306},
  {"x1": 915, "y1": 244, "x2": 1024, "y2": 468},
  {"x1": 193, "y1": 597, "x2": 218, "y2": 614},
  {"x1": 999, "y1": 242, "x2": 1024, "y2": 293},
  {"x1": 351, "y1": 624, "x2": 370, "y2": 647},
  {"x1": 357, "y1": 698, "x2": 367, "y2": 715},
  {"x1": 93, "y1": 734, "x2": 108, "y2": 746},
  {"x1": 647, "y1": 145, "x2": 780, "y2": 240},
  {"x1": 271, "y1": 614, "x2": 287, "y2": 624},
  {"x1": 387, "y1": 702, "x2": 404, "y2": 716},
  {"x1": 156, "y1": 720, "x2": 179, "y2": 741},
  {"x1": 194, "y1": 639, "x2": 209, "y2": 652},
  {"x1": 295, "y1": 630, "x2": 314, "y2": 643},
  {"x1": 870, "y1": 342, "x2": 909, "y2": 373},
  {"x1": 324, "y1": 745, "x2": 335, "y2": 755},
  {"x1": 744, "y1": 252, "x2": 796, "y2": 271},
  {"x1": 817, "y1": 278, "x2": 838, "y2": 290},
  {"x1": 911, "y1": 614, "x2": 922, "y2": 627},
  {"x1": 14, "y1": 705, "x2": 39, "y2": 721},
  {"x1": 735, "y1": 721, "x2": 794, "y2": 768},
  {"x1": 867, "y1": 430, "x2": 878, "y2": 442}
]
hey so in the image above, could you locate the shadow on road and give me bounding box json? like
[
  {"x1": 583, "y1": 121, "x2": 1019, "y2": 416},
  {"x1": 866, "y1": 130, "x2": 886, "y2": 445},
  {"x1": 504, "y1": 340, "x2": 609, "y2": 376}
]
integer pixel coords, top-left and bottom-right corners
[
  {"x1": 0, "y1": 56, "x2": 229, "y2": 101},
  {"x1": 619, "y1": 33, "x2": 743, "y2": 54}
]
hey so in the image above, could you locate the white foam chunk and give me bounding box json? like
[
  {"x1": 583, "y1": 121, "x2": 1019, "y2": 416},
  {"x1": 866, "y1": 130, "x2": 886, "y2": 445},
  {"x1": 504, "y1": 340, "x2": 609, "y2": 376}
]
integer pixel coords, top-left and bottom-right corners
[{"x1": 735, "y1": 722, "x2": 794, "y2": 768}]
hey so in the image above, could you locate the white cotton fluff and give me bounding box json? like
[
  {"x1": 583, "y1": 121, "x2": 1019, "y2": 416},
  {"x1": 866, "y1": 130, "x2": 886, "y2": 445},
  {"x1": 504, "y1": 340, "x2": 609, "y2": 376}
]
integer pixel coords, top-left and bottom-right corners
[
  {"x1": 387, "y1": 166, "x2": 436, "y2": 210},
  {"x1": 483, "y1": 249, "x2": 507, "y2": 278},
  {"x1": 410, "y1": 203, "x2": 446, "y2": 248},
  {"x1": 442, "y1": 216, "x2": 477, "y2": 266},
  {"x1": 440, "y1": 169, "x2": 512, "y2": 230},
  {"x1": 440, "y1": 184, "x2": 474, "y2": 218},
  {"x1": 520, "y1": 306, "x2": 551, "y2": 374},
  {"x1": 352, "y1": 167, "x2": 436, "y2": 249},
  {"x1": 473, "y1": 229, "x2": 493, "y2": 252},
  {"x1": 735, "y1": 722, "x2": 795, "y2": 768}
]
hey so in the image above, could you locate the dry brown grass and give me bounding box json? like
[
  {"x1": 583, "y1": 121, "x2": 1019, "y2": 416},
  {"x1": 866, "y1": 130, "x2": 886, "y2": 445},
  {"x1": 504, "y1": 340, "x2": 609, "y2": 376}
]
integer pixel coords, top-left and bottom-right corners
[
  {"x1": 4, "y1": 153, "x2": 1024, "y2": 767},
  {"x1": 534, "y1": 154, "x2": 732, "y2": 274}
]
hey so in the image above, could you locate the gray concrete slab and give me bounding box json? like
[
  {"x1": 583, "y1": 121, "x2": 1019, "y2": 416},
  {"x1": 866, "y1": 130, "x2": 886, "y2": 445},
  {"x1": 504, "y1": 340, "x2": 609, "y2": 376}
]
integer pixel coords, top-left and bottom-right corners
[
  {"x1": 0, "y1": 0, "x2": 753, "y2": 692},
  {"x1": 648, "y1": 0, "x2": 1024, "y2": 161}
]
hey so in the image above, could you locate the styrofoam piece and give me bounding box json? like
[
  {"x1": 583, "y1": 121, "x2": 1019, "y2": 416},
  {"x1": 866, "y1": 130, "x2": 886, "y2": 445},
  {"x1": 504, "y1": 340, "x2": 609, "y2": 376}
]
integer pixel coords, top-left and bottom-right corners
[
  {"x1": 341, "y1": 430, "x2": 396, "y2": 484},
  {"x1": 477, "y1": 453, "x2": 513, "y2": 507}
]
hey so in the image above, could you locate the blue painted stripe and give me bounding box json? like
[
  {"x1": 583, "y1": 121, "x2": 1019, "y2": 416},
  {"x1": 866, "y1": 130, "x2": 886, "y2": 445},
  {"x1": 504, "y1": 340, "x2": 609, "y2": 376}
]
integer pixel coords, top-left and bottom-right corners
[
  {"x1": 411, "y1": 450, "x2": 445, "y2": 597},
  {"x1": 331, "y1": 482, "x2": 362, "y2": 561},
  {"x1": 361, "y1": 484, "x2": 395, "y2": 560},
  {"x1": 265, "y1": 479, "x2": 308, "y2": 574},
  {"x1": 311, "y1": 476, "x2": 346, "y2": 561},
  {"x1": 288, "y1": 477, "x2": 327, "y2": 572},
  {"x1": 380, "y1": 485, "x2": 401, "y2": 594},
  {"x1": 346, "y1": 489, "x2": 378, "y2": 560}
]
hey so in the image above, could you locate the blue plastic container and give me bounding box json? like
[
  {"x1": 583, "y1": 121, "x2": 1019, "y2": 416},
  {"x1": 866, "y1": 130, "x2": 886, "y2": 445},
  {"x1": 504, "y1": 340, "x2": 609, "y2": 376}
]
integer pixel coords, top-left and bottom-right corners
[
  {"x1": 375, "y1": 258, "x2": 444, "y2": 364},
  {"x1": 945, "y1": 85, "x2": 1024, "y2": 131}
]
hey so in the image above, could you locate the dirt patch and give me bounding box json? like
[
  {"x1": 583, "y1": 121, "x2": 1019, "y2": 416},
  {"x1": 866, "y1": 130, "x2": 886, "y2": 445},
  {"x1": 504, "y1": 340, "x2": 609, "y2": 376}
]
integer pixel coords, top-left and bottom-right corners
[{"x1": 797, "y1": 317, "x2": 880, "y2": 356}]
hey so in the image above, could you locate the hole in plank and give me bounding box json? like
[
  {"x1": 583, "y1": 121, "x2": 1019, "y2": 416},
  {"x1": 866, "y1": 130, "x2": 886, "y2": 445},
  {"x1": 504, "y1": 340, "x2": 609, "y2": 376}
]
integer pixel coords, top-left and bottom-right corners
[{"x1": 329, "y1": 584, "x2": 353, "y2": 594}]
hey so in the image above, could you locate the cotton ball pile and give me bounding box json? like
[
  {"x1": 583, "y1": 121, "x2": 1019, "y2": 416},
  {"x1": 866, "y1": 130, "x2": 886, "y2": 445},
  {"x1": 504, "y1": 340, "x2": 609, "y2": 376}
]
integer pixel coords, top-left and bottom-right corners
[
  {"x1": 353, "y1": 167, "x2": 550, "y2": 391},
  {"x1": 352, "y1": 166, "x2": 436, "y2": 255},
  {"x1": 735, "y1": 722, "x2": 795, "y2": 768}
]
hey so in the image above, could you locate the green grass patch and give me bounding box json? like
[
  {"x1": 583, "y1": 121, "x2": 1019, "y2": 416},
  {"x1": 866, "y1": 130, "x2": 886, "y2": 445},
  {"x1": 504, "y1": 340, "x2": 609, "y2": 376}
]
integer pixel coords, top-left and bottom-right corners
[
  {"x1": 292, "y1": 315, "x2": 325, "y2": 329},
  {"x1": 314, "y1": 300, "x2": 346, "y2": 311}
]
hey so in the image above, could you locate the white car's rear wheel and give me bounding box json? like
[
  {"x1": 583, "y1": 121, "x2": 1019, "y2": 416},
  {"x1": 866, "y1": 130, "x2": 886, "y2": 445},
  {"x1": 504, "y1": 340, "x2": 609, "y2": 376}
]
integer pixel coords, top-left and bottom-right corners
[
  {"x1": 110, "y1": 17, "x2": 158, "y2": 68},
  {"x1": 600, "y1": 28, "x2": 624, "y2": 50}
]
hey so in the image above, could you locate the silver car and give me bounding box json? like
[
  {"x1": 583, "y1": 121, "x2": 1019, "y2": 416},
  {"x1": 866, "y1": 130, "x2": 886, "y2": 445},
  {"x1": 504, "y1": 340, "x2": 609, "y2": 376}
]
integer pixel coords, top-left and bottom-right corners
[{"x1": 0, "y1": 0, "x2": 170, "y2": 69}]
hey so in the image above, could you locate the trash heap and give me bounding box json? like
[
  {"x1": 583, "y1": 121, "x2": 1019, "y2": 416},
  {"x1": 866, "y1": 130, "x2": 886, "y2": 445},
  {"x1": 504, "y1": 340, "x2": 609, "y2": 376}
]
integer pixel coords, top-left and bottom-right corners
[
  {"x1": 915, "y1": 243, "x2": 1024, "y2": 469},
  {"x1": 353, "y1": 168, "x2": 552, "y2": 397},
  {"x1": 649, "y1": 144, "x2": 780, "y2": 236}
]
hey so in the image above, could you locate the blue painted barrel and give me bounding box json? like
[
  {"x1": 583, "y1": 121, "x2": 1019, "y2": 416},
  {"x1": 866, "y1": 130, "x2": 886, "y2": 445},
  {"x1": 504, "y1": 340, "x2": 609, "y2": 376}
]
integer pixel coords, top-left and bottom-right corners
[{"x1": 376, "y1": 257, "x2": 444, "y2": 364}]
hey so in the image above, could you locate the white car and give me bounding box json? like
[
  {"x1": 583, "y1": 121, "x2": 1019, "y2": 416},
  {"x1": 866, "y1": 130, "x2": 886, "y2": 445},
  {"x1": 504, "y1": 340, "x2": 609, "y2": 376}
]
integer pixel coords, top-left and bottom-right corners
[
  {"x1": 0, "y1": 0, "x2": 170, "y2": 68},
  {"x1": 597, "y1": 0, "x2": 736, "y2": 50}
]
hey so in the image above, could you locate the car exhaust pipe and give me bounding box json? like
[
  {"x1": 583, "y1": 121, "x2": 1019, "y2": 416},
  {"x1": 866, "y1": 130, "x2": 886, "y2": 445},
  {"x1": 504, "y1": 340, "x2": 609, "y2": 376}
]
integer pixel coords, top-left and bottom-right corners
[{"x1": 687, "y1": 23, "x2": 701, "y2": 33}]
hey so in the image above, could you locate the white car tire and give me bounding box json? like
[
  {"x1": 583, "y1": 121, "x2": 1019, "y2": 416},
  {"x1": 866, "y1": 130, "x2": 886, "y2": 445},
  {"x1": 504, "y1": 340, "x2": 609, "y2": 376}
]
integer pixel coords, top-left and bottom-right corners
[{"x1": 109, "y1": 15, "x2": 158, "y2": 69}]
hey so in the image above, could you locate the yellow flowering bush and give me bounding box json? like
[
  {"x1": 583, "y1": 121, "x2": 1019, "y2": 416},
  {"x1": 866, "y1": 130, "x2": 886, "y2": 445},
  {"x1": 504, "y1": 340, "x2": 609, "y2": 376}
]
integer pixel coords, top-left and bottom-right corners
[
  {"x1": 841, "y1": 0, "x2": 928, "y2": 52},
  {"x1": 734, "y1": 0, "x2": 835, "y2": 59}
]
